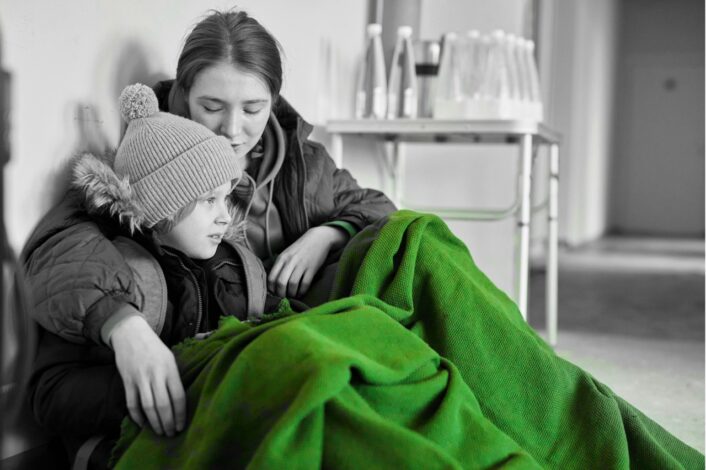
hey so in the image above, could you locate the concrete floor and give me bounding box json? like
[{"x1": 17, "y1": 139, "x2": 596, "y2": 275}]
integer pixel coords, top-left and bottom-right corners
[{"x1": 528, "y1": 237, "x2": 705, "y2": 453}]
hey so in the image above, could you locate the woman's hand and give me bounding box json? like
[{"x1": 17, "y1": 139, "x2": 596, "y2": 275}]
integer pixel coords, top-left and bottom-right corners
[
  {"x1": 110, "y1": 315, "x2": 186, "y2": 437},
  {"x1": 268, "y1": 226, "x2": 347, "y2": 298}
]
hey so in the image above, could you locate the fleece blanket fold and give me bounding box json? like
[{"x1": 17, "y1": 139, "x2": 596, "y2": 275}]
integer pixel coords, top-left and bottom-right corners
[{"x1": 113, "y1": 210, "x2": 703, "y2": 469}]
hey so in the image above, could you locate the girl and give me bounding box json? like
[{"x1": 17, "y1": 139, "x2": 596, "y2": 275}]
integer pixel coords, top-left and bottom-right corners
[{"x1": 28, "y1": 84, "x2": 289, "y2": 466}]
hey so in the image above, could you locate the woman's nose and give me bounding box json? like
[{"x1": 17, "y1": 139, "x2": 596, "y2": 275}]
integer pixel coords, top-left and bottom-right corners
[{"x1": 220, "y1": 110, "x2": 243, "y2": 141}]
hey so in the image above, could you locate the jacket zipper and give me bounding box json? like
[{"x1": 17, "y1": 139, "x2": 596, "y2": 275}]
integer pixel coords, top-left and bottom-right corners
[
  {"x1": 169, "y1": 252, "x2": 204, "y2": 337},
  {"x1": 297, "y1": 142, "x2": 311, "y2": 230}
]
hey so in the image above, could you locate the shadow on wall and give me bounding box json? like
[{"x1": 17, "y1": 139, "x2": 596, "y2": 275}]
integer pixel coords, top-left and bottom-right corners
[
  {"x1": 47, "y1": 40, "x2": 170, "y2": 205},
  {"x1": 110, "y1": 39, "x2": 170, "y2": 139}
]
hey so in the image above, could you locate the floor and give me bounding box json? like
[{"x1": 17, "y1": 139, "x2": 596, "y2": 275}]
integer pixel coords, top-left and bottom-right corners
[{"x1": 528, "y1": 237, "x2": 705, "y2": 452}]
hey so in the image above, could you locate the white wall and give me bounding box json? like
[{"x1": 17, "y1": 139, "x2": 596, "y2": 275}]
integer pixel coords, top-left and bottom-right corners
[
  {"x1": 0, "y1": 0, "x2": 368, "y2": 253},
  {"x1": 541, "y1": 0, "x2": 620, "y2": 246}
]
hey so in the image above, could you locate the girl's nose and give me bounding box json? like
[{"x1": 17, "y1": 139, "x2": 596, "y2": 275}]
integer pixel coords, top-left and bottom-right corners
[{"x1": 216, "y1": 202, "x2": 233, "y2": 225}]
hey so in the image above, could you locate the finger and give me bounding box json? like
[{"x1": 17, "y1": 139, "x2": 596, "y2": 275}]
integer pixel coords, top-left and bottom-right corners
[
  {"x1": 273, "y1": 260, "x2": 297, "y2": 298},
  {"x1": 152, "y1": 381, "x2": 175, "y2": 437},
  {"x1": 267, "y1": 256, "x2": 285, "y2": 293},
  {"x1": 167, "y1": 372, "x2": 187, "y2": 433},
  {"x1": 124, "y1": 383, "x2": 146, "y2": 428},
  {"x1": 298, "y1": 269, "x2": 315, "y2": 298},
  {"x1": 287, "y1": 267, "x2": 306, "y2": 299},
  {"x1": 138, "y1": 380, "x2": 164, "y2": 436}
]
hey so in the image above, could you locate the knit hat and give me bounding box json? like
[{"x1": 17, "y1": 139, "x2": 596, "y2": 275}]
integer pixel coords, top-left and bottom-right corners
[{"x1": 112, "y1": 83, "x2": 241, "y2": 227}]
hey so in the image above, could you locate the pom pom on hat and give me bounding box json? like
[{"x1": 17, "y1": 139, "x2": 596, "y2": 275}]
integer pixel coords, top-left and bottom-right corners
[{"x1": 119, "y1": 83, "x2": 159, "y2": 122}]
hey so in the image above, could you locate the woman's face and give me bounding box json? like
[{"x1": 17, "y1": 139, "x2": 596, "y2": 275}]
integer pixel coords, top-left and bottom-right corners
[{"x1": 187, "y1": 62, "x2": 272, "y2": 163}]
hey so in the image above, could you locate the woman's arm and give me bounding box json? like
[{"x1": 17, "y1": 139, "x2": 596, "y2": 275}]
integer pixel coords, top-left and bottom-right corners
[
  {"x1": 109, "y1": 315, "x2": 186, "y2": 437},
  {"x1": 22, "y1": 192, "x2": 144, "y2": 344},
  {"x1": 268, "y1": 139, "x2": 396, "y2": 298}
]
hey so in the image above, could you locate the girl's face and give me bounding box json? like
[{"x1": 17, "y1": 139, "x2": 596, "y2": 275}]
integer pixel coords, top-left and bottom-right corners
[
  {"x1": 187, "y1": 62, "x2": 272, "y2": 166},
  {"x1": 159, "y1": 182, "x2": 233, "y2": 260}
]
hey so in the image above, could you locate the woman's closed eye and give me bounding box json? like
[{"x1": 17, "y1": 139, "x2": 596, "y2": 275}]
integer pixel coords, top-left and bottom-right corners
[{"x1": 244, "y1": 107, "x2": 264, "y2": 115}]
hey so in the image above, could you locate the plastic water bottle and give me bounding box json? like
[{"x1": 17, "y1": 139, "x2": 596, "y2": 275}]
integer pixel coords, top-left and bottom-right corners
[
  {"x1": 387, "y1": 26, "x2": 418, "y2": 119},
  {"x1": 355, "y1": 24, "x2": 387, "y2": 119},
  {"x1": 433, "y1": 32, "x2": 464, "y2": 118}
]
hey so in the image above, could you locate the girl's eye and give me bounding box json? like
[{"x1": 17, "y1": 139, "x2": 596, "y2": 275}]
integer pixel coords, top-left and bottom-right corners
[
  {"x1": 244, "y1": 107, "x2": 263, "y2": 115},
  {"x1": 206, "y1": 197, "x2": 216, "y2": 204},
  {"x1": 203, "y1": 105, "x2": 222, "y2": 113}
]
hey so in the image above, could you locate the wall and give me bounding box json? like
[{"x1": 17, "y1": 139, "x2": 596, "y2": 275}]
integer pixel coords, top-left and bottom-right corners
[
  {"x1": 0, "y1": 0, "x2": 368, "y2": 253},
  {"x1": 540, "y1": 0, "x2": 620, "y2": 246}
]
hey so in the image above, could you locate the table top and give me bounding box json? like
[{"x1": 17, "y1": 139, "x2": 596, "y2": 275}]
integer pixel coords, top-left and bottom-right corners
[{"x1": 326, "y1": 119, "x2": 560, "y2": 144}]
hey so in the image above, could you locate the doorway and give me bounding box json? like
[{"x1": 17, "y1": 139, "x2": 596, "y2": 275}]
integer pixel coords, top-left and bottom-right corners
[{"x1": 610, "y1": 0, "x2": 704, "y2": 237}]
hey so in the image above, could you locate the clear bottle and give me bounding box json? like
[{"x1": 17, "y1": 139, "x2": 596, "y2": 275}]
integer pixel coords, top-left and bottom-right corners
[
  {"x1": 387, "y1": 26, "x2": 418, "y2": 119},
  {"x1": 518, "y1": 38, "x2": 543, "y2": 121},
  {"x1": 433, "y1": 32, "x2": 464, "y2": 118},
  {"x1": 463, "y1": 30, "x2": 483, "y2": 100},
  {"x1": 355, "y1": 23, "x2": 387, "y2": 119},
  {"x1": 513, "y1": 37, "x2": 532, "y2": 103}
]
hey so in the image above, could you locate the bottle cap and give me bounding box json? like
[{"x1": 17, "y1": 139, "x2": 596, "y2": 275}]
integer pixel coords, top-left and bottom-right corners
[
  {"x1": 526, "y1": 39, "x2": 535, "y2": 50},
  {"x1": 367, "y1": 23, "x2": 382, "y2": 36},
  {"x1": 492, "y1": 30, "x2": 506, "y2": 40},
  {"x1": 397, "y1": 25, "x2": 413, "y2": 37},
  {"x1": 467, "y1": 30, "x2": 480, "y2": 39}
]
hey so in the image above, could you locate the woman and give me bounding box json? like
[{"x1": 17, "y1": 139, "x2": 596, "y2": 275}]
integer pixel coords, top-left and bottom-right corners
[
  {"x1": 154, "y1": 10, "x2": 395, "y2": 301},
  {"x1": 22, "y1": 7, "x2": 395, "y2": 450}
]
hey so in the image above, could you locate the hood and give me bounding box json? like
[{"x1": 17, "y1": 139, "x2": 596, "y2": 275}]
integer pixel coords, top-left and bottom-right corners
[{"x1": 71, "y1": 152, "x2": 246, "y2": 242}]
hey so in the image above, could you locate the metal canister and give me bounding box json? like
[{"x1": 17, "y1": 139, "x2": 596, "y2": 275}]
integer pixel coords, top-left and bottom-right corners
[{"x1": 413, "y1": 40, "x2": 441, "y2": 118}]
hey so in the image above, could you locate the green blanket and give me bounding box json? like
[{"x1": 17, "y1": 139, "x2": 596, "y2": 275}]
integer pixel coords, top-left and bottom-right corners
[{"x1": 113, "y1": 211, "x2": 704, "y2": 469}]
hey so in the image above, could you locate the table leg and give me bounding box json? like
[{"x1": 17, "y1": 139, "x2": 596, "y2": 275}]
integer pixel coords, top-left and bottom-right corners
[
  {"x1": 393, "y1": 142, "x2": 406, "y2": 209},
  {"x1": 515, "y1": 134, "x2": 533, "y2": 320},
  {"x1": 383, "y1": 140, "x2": 404, "y2": 208},
  {"x1": 331, "y1": 133, "x2": 343, "y2": 168},
  {"x1": 547, "y1": 143, "x2": 560, "y2": 346}
]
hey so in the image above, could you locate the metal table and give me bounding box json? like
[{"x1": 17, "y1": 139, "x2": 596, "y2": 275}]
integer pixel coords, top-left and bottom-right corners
[{"x1": 326, "y1": 119, "x2": 561, "y2": 346}]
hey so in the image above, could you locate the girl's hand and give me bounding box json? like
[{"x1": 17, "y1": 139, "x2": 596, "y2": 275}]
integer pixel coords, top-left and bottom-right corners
[
  {"x1": 110, "y1": 315, "x2": 186, "y2": 437},
  {"x1": 268, "y1": 226, "x2": 347, "y2": 298}
]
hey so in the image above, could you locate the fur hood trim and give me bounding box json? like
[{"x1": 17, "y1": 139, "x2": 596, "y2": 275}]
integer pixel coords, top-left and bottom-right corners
[{"x1": 73, "y1": 152, "x2": 147, "y2": 234}]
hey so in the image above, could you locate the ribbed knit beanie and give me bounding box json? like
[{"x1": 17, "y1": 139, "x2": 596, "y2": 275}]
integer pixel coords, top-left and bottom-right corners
[{"x1": 115, "y1": 83, "x2": 241, "y2": 227}]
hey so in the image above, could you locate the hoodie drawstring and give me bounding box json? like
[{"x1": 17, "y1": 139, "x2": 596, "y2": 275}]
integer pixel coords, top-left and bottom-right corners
[{"x1": 237, "y1": 112, "x2": 286, "y2": 261}]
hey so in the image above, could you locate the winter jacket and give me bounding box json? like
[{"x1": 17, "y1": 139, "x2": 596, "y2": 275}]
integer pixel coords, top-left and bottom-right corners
[{"x1": 22, "y1": 86, "x2": 395, "y2": 345}]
